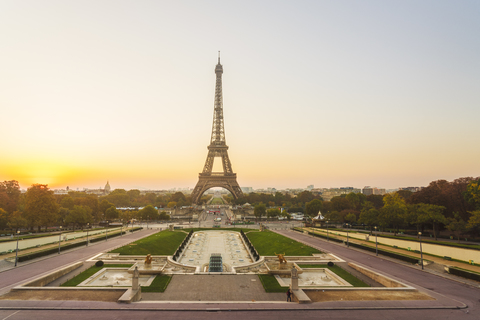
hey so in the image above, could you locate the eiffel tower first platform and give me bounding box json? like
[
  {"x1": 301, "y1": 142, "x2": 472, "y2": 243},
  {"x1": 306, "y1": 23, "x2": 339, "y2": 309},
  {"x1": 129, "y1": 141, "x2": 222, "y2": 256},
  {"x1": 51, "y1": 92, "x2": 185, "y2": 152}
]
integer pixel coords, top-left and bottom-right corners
[{"x1": 191, "y1": 54, "x2": 243, "y2": 204}]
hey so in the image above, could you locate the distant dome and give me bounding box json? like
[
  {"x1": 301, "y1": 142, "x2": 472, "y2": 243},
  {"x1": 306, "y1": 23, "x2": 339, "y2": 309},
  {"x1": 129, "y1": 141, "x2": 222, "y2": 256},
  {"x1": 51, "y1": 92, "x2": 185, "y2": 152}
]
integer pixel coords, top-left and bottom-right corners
[{"x1": 104, "y1": 181, "x2": 111, "y2": 193}]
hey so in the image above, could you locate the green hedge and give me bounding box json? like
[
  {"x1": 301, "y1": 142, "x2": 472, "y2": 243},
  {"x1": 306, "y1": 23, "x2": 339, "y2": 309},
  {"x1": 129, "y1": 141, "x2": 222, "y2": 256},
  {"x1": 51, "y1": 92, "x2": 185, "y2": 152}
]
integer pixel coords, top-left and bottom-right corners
[
  {"x1": 448, "y1": 267, "x2": 480, "y2": 282},
  {"x1": 296, "y1": 228, "x2": 419, "y2": 264},
  {"x1": 17, "y1": 230, "x2": 129, "y2": 262},
  {"x1": 347, "y1": 241, "x2": 420, "y2": 264}
]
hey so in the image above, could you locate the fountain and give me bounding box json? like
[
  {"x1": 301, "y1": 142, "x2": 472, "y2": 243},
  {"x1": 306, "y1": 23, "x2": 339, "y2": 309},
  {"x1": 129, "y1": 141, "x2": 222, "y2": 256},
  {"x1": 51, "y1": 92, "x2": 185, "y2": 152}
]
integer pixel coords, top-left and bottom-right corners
[
  {"x1": 265, "y1": 254, "x2": 303, "y2": 276},
  {"x1": 78, "y1": 268, "x2": 155, "y2": 287}
]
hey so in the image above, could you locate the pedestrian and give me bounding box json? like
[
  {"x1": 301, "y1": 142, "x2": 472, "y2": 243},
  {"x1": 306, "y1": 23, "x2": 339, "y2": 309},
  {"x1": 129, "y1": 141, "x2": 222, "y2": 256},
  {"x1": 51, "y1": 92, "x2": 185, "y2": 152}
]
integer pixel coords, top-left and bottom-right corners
[{"x1": 286, "y1": 289, "x2": 292, "y2": 302}]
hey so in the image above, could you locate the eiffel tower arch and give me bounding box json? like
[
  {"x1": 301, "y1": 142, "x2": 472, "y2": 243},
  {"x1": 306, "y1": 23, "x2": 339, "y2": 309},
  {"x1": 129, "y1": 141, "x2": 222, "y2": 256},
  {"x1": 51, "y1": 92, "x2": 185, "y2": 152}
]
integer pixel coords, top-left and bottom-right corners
[{"x1": 191, "y1": 53, "x2": 244, "y2": 204}]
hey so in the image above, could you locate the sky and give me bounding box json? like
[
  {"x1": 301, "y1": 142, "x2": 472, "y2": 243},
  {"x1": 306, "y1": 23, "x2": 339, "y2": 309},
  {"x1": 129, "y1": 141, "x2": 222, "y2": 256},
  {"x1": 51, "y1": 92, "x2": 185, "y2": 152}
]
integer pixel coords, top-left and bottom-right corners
[{"x1": 1, "y1": 0, "x2": 479, "y2": 191}]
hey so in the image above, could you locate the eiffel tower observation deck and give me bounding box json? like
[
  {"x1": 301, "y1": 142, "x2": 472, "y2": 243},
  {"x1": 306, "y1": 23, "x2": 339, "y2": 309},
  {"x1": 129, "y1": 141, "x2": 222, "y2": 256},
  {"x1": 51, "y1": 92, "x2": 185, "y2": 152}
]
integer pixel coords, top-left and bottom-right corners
[{"x1": 191, "y1": 53, "x2": 243, "y2": 204}]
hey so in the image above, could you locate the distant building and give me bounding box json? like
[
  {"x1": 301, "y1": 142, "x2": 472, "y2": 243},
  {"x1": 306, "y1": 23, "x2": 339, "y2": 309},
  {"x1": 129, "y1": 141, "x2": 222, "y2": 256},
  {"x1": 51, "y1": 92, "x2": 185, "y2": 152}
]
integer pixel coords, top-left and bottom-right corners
[
  {"x1": 104, "y1": 181, "x2": 111, "y2": 194},
  {"x1": 320, "y1": 187, "x2": 361, "y2": 201},
  {"x1": 241, "y1": 187, "x2": 254, "y2": 194},
  {"x1": 399, "y1": 187, "x2": 423, "y2": 192},
  {"x1": 306, "y1": 185, "x2": 314, "y2": 191},
  {"x1": 84, "y1": 181, "x2": 112, "y2": 196},
  {"x1": 362, "y1": 186, "x2": 386, "y2": 196}
]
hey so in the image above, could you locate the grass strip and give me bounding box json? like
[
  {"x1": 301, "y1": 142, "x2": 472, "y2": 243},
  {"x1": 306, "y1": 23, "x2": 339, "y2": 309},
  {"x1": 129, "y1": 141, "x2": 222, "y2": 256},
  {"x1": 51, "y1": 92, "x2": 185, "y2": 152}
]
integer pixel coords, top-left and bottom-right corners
[
  {"x1": 317, "y1": 228, "x2": 480, "y2": 251},
  {"x1": 247, "y1": 230, "x2": 321, "y2": 256},
  {"x1": 258, "y1": 274, "x2": 288, "y2": 293},
  {"x1": 297, "y1": 264, "x2": 370, "y2": 287},
  {"x1": 109, "y1": 230, "x2": 186, "y2": 255},
  {"x1": 61, "y1": 264, "x2": 133, "y2": 287},
  {"x1": 141, "y1": 275, "x2": 172, "y2": 292}
]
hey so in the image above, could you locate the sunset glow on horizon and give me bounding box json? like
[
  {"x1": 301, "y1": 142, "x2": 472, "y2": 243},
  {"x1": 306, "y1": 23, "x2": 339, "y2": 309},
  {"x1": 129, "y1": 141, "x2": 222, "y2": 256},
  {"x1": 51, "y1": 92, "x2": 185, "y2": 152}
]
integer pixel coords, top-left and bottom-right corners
[{"x1": 1, "y1": 1, "x2": 479, "y2": 192}]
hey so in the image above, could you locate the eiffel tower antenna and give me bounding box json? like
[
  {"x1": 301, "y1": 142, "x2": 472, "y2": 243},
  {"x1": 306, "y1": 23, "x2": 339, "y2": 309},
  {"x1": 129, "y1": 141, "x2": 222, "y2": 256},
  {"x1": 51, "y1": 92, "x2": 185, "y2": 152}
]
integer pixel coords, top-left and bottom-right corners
[{"x1": 191, "y1": 54, "x2": 243, "y2": 204}]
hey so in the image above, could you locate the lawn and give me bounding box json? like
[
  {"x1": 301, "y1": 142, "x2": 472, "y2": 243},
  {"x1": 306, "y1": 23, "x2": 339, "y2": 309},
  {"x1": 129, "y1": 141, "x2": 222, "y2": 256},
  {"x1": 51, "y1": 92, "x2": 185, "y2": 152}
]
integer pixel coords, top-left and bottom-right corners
[
  {"x1": 61, "y1": 264, "x2": 133, "y2": 287},
  {"x1": 109, "y1": 230, "x2": 187, "y2": 255},
  {"x1": 141, "y1": 275, "x2": 172, "y2": 292},
  {"x1": 247, "y1": 230, "x2": 321, "y2": 256},
  {"x1": 297, "y1": 264, "x2": 370, "y2": 287},
  {"x1": 210, "y1": 197, "x2": 224, "y2": 205},
  {"x1": 258, "y1": 274, "x2": 289, "y2": 293}
]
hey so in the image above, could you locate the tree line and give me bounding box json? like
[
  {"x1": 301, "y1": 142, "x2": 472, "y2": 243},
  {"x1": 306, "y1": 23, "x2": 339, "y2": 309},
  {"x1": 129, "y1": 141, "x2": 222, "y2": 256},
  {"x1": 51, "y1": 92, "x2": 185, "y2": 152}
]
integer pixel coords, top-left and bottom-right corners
[
  {"x1": 242, "y1": 178, "x2": 480, "y2": 240},
  {"x1": 0, "y1": 182, "x2": 210, "y2": 232},
  {"x1": 1, "y1": 177, "x2": 479, "y2": 239}
]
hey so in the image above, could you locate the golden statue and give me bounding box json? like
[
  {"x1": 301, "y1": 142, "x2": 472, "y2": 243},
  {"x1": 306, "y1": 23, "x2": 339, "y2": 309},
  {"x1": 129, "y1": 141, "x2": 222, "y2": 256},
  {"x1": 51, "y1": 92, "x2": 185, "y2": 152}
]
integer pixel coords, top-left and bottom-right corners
[
  {"x1": 145, "y1": 254, "x2": 153, "y2": 264},
  {"x1": 275, "y1": 253, "x2": 287, "y2": 264}
]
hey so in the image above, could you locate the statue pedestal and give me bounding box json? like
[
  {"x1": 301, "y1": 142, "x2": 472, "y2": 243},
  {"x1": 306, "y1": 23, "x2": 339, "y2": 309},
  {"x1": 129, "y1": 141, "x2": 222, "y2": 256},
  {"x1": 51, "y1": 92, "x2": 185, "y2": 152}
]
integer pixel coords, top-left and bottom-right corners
[
  {"x1": 291, "y1": 276, "x2": 299, "y2": 290},
  {"x1": 291, "y1": 266, "x2": 299, "y2": 290},
  {"x1": 132, "y1": 266, "x2": 140, "y2": 290}
]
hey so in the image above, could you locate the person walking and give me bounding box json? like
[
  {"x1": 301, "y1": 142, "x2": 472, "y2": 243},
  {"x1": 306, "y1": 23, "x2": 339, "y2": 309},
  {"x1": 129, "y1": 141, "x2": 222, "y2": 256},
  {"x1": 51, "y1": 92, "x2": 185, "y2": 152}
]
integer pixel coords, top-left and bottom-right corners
[{"x1": 286, "y1": 289, "x2": 292, "y2": 302}]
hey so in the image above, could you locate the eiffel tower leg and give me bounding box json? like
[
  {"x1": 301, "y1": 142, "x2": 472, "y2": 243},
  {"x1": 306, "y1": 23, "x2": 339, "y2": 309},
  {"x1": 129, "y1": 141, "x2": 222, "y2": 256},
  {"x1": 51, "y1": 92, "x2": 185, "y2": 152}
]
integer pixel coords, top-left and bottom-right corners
[{"x1": 191, "y1": 175, "x2": 243, "y2": 204}]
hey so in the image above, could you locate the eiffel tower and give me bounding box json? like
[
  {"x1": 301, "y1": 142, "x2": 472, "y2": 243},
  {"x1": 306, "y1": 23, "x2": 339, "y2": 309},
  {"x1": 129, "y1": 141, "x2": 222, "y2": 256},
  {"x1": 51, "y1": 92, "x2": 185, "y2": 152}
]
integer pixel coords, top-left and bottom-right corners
[{"x1": 191, "y1": 53, "x2": 243, "y2": 204}]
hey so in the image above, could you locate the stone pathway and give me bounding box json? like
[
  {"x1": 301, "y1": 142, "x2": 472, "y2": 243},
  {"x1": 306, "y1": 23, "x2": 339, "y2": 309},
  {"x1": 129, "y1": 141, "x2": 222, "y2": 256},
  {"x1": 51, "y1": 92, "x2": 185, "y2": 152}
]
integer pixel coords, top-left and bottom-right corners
[{"x1": 142, "y1": 275, "x2": 285, "y2": 301}]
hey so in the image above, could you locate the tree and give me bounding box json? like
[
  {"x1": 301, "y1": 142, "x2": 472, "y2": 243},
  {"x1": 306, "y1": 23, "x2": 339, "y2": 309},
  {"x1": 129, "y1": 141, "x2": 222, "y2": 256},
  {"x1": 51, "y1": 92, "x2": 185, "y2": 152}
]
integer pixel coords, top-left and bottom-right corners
[
  {"x1": 105, "y1": 206, "x2": 119, "y2": 220},
  {"x1": 416, "y1": 203, "x2": 447, "y2": 240},
  {"x1": 305, "y1": 199, "x2": 323, "y2": 217},
  {"x1": 365, "y1": 195, "x2": 384, "y2": 209},
  {"x1": 99, "y1": 199, "x2": 115, "y2": 216},
  {"x1": 345, "y1": 212, "x2": 357, "y2": 224},
  {"x1": 104, "y1": 189, "x2": 130, "y2": 207},
  {"x1": 345, "y1": 192, "x2": 366, "y2": 211},
  {"x1": 171, "y1": 192, "x2": 187, "y2": 203},
  {"x1": 24, "y1": 184, "x2": 59, "y2": 231},
  {"x1": 65, "y1": 205, "x2": 92, "y2": 230},
  {"x1": 465, "y1": 179, "x2": 480, "y2": 210},
  {"x1": 296, "y1": 191, "x2": 315, "y2": 204},
  {"x1": 127, "y1": 189, "x2": 141, "y2": 202},
  {"x1": 410, "y1": 178, "x2": 476, "y2": 221},
  {"x1": 0, "y1": 180, "x2": 21, "y2": 214},
  {"x1": 0, "y1": 208, "x2": 8, "y2": 230},
  {"x1": 138, "y1": 205, "x2": 159, "y2": 220},
  {"x1": 167, "y1": 201, "x2": 177, "y2": 208},
  {"x1": 58, "y1": 208, "x2": 70, "y2": 225},
  {"x1": 396, "y1": 190, "x2": 413, "y2": 202},
  {"x1": 7, "y1": 211, "x2": 27, "y2": 233},
  {"x1": 331, "y1": 196, "x2": 352, "y2": 212},
  {"x1": 60, "y1": 196, "x2": 75, "y2": 210},
  {"x1": 254, "y1": 203, "x2": 266, "y2": 220},
  {"x1": 379, "y1": 193, "x2": 407, "y2": 235},
  {"x1": 159, "y1": 211, "x2": 170, "y2": 220},
  {"x1": 466, "y1": 211, "x2": 480, "y2": 235},
  {"x1": 325, "y1": 211, "x2": 342, "y2": 223},
  {"x1": 446, "y1": 214, "x2": 467, "y2": 241},
  {"x1": 358, "y1": 201, "x2": 380, "y2": 233},
  {"x1": 74, "y1": 196, "x2": 99, "y2": 220},
  {"x1": 266, "y1": 208, "x2": 281, "y2": 219}
]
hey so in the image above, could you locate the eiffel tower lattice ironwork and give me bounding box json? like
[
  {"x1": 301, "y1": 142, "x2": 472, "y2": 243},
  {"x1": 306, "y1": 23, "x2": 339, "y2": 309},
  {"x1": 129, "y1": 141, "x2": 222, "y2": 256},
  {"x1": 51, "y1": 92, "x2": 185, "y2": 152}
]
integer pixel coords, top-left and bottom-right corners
[{"x1": 191, "y1": 54, "x2": 243, "y2": 204}]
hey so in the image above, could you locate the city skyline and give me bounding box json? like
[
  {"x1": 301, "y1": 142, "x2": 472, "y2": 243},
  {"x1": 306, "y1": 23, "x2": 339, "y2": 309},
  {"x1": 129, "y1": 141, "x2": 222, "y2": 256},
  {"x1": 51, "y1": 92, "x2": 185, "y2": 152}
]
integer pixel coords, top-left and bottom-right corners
[{"x1": 1, "y1": 1, "x2": 479, "y2": 191}]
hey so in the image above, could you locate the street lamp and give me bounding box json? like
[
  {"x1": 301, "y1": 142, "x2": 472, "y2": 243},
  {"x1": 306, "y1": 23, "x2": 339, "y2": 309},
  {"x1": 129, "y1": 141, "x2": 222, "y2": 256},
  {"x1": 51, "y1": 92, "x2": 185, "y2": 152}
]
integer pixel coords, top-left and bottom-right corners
[
  {"x1": 346, "y1": 223, "x2": 350, "y2": 247},
  {"x1": 375, "y1": 226, "x2": 378, "y2": 256},
  {"x1": 86, "y1": 223, "x2": 89, "y2": 246},
  {"x1": 105, "y1": 222, "x2": 108, "y2": 241},
  {"x1": 120, "y1": 221, "x2": 123, "y2": 237},
  {"x1": 147, "y1": 216, "x2": 149, "y2": 229},
  {"x1": 326, "y1": 221, "x2": 329, "y2": 241},
  {"x1": 58, "y1": 226, "x2": 62, "y2": 254},
  {"x1": 14, "y1": 230, "x2": 20, "y2": 267},
  {"x1": 418, "y1": 232, "x2": 424, "y2": 270}
]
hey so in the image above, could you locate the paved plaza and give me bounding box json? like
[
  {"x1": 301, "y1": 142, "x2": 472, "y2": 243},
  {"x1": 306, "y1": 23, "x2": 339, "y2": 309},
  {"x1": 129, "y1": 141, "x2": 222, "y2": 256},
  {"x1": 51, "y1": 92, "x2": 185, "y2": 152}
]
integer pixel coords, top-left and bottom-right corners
[{"x1": 0, "y1": 227, "x2": 478, "y2": 320}]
